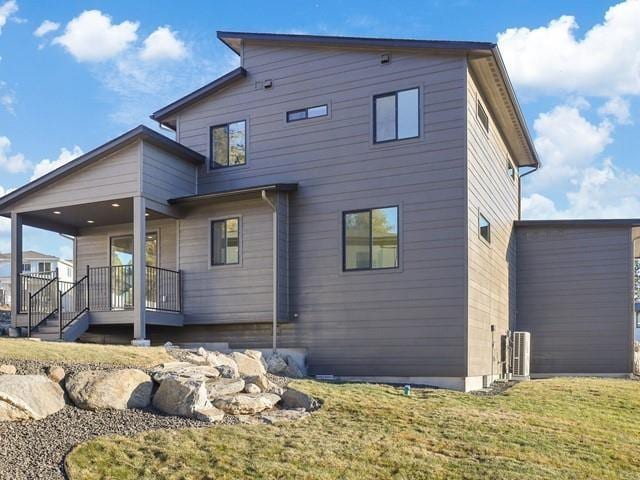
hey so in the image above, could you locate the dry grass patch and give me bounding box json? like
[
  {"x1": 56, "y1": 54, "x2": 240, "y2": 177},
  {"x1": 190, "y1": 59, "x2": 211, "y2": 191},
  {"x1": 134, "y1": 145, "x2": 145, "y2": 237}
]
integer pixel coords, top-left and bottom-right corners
[
  {"x1": 66, "y1": 377, "x2": 640, "y2": 480},
  {"x1": 0, "y1": 338, "x2": 172, "y2": 367}
]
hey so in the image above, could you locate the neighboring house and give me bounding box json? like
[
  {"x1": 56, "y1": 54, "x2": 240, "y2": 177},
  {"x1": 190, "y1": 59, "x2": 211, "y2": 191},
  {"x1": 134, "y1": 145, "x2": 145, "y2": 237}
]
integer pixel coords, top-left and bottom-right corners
[
  {"x1": 0, "y1": 32, "x2": 636, "y2": 390},
  {"x1": 0, "y1": 251, "x2": 73, "y2": 307}
]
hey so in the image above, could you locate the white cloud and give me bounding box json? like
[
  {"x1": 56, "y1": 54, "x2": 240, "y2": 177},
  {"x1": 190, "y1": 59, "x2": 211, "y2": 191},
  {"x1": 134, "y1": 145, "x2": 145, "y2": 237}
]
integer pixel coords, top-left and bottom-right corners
[
  {"x1": 598, "y1": 96, "x2": 632, "y2": 125},
  {"x1": 0, "y1": 81, "x2": 15, "y2": 114},
  {"x1": 528, "y1": 104, "x2": 613, "y2": 190},
  {"x1": 0, "y1": 136, "x2": 30, "y2": 173},
  {"x1": 53, "y1": 10, "x2": 138, "y2": 62},
  {"x1": 139, "y1": 26, "x2": 187, "y2": 62},
  {"x1": 523, "y1": 159, "x2": 640, "y2": 219},
  {"x1": 31, "y1": 145, "x2": 83, "y2": 180},
  {"x1": 34, "y1": 19, "x2": 60, "y2": 37},
  {"x1": 0, "y1": 0, "x2": 18, "y2": 35},
  {"x1": 497, "y1": 0, "x2": 640, "y2": 96}
]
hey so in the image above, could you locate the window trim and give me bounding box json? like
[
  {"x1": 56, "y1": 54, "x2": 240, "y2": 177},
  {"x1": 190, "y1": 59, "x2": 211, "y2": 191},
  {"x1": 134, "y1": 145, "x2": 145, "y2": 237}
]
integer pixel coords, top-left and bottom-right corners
[
  {"x1": 478, "y1": 212, "x2": 491, "y2": 245},
  {"x1": 507, "y1": 157, "x2": 516, "y2": 181},
  {"x1": 208, "y1": 120, "x2": 247, "y2": 170},
  {"x1": 286, "y1": 104, "x2": 329, "y2": 123},
  {"x1": 373, "y1": 87, "x2": 420, "y2": 144},
  {"x1": 342, "y1": 205, "x2": 400, "y2": 272},
  {"x1": 209, "y1": 216, "x2": 242, "y2": 267}
]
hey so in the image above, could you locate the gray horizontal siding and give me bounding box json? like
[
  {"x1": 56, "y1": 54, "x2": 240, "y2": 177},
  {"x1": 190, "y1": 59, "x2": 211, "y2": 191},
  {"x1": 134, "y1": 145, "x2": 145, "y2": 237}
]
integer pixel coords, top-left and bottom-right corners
[
  {"x1": 516, "y1": 226, "x2": 633, "y2": 374},
  {"x1": 173, "y1": 42, "x2": 469, "y2": 378},
  {"x1": 142, "y1": 142, "x2": 196, "y2": 204}
]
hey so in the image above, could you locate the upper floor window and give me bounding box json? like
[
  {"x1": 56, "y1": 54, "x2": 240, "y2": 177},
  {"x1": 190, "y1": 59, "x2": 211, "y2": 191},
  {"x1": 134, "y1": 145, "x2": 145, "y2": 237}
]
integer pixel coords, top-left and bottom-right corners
[
  {"x1": 477, "y1": 99, "x2": 489, "y2": 133},
  {"x1": 22, "y1": 263, "x2": 31, "y2": 273},
  {"x1": 211, "y1": 218, "x2": 240, "y2": 266},
  {"x1": 287, "y1": 104, "x2": 328, "y2": 122},
  {"x1": 38, "y1": 262, "x2": 51, "y2": 272},
  {"x1": 343, "y1": 206, "x2": 399, "y2": 271},
  {"x1": 374, "y1": 88, "x2": 419, "y2": 143},
  {"x1": 210, "y1": 121, "x2": 246, "y2": 169},
  {"x1": 479, "y1": 213, "x2": 491, "y2": 243}
]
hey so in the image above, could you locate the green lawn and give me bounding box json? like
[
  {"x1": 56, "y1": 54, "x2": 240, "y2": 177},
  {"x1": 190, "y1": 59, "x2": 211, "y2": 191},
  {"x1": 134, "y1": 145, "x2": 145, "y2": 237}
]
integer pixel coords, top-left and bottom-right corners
[
  {"x1": 66, "y1": 376, "x2": 640, "y2": 480},
  {"x1": 0, "y1": 338, "x2": 172, "y2": 367}
]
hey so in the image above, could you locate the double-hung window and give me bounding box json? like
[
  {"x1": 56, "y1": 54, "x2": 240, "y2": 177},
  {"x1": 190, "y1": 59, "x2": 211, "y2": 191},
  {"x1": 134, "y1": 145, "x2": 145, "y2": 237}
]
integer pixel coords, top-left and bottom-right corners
[
  {"x1": 374, "y1": 88, "x2": 419, "y2": 143},
  {"x1": 211, "y1": 218, "x2": 240, "y2": 266},
  {"x1": 210, "y1": 121, "x2": 246, "y2": 169},
  {"x1": 343, "y1": 206, "x2": 399, "y2": 271}
]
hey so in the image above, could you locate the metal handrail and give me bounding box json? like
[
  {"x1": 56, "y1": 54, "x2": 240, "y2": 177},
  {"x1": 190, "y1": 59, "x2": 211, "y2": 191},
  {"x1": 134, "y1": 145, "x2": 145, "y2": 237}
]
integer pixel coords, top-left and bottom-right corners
[
  {"x1": 28, "y1": 275, "x2": 59, "y2": 337},
  {"x1": 59, "y1": 275, "x2": 89, "y2": 338}
]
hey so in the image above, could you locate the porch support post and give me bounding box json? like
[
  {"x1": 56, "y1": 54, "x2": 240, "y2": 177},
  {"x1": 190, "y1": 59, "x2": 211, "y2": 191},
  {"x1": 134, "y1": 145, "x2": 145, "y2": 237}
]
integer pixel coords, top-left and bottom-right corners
[
  {"x1": 132, "y1": 196, "x2": 148, "y2": 344},
  {"x1": 10, "y1": 212, "x2": 23, "y2": 328}
]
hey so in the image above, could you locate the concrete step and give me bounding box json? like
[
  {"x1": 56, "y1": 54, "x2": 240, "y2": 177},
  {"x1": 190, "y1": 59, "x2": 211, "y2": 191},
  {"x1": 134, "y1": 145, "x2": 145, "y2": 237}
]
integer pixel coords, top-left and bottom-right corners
[
  {"x1": 35, "y1": 325, "x2": 60, "y2": 335},
  {"x1": 31, "y1": 332, "x2": 63, "y2": 341}
]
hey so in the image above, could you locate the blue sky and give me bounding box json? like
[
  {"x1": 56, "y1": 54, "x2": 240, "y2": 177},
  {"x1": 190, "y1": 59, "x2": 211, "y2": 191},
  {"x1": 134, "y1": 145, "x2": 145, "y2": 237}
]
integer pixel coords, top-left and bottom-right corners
[{"x1": 0, "y1": 0, "x2": 639, "y2": 259}]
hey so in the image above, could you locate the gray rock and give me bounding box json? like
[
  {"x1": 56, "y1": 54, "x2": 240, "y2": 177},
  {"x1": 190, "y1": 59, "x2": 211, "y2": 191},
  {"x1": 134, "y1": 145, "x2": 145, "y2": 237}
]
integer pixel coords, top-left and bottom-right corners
[
  {"x1": 46, "y1": 366, "x2": 65, "y2": 383},
  {"x1": 281, "y1": 388, "x2": 321, "y2": 411},
  {"x1": 0, "y1": 375, "x2": 65, "y2": 421},
  {"x1": 206, "y1": 377, "x2": 245, "y2": 399},
  {"x1": 0, "y1": 364, "x2": 17, "y2": 375},
  {"x1": 244, "y1": 383, "x2": 261, "y2": 394},
  {"x1": 204, "y1": 351, "x2": 239, "y2": 378},
  {"x1": 193, "y1": 406, "x2": 225, "y2": 423},
  {"x1": 230, "y1": 351, "x2": 266, "y2": 377},
  {"x1": 152, "y1": 377, "x2": 211, "y2": 417},
  {"x1": 150, "y1": 363, "x2": 221, "y2": 383},
  {"x1": 213, "y1": 393, "x2": 281, "y2": 415},
  {"x1": 265, "y1": 353, "x2": 289, "y2": 375},
  {"x1": 260, "y1": 408, "x2": 310, "y2": 424},
  {"x1": 245, "y1": 374, "x2": 276, "y2": 392},
  {"x1": 65, "y1": 369, "x2": 153, "y2": 411}
]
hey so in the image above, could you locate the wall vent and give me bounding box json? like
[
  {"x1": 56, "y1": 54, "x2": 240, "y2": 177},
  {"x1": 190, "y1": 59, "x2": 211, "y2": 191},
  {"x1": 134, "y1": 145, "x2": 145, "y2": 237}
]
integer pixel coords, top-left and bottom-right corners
[{"x1": 512, "y1": 331, "x2": 531, "y2": 378}]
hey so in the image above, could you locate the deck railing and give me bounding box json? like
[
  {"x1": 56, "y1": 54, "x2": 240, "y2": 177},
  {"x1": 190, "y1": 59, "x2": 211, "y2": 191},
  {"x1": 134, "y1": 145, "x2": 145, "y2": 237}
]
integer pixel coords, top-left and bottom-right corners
[
  {"x1": 87, "y1": 265, "x2": 181, "y2": 313},
  {"x1": 28, "y1": 276, "x2": 58, "y2": 336},
  {"x1": 19, "y1": 271, "x2": 56, "y2": 313},
  {"x1": 59, "y1": 275, "x2": 89, "y2": 337}
]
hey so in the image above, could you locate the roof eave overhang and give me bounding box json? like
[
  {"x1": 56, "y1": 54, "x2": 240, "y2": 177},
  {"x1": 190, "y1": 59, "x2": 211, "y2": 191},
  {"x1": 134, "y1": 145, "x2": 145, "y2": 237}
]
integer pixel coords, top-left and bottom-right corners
[
  {"x1": 150, "y1": 67, "x2": 248, "y2": 128},
  {"x1": 0, "y1": 126, "x2": 205, "y2": 213},
  {"x1": 169, "y1": 183, "x2": 298, "y2": 205}
]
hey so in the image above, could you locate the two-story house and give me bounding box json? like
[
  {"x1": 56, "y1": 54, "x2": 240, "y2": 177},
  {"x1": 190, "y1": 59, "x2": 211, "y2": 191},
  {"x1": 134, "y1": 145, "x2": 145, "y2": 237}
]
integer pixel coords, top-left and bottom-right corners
[{"x1": 0, "y1": 32, "x2": 636, "y2": 391}]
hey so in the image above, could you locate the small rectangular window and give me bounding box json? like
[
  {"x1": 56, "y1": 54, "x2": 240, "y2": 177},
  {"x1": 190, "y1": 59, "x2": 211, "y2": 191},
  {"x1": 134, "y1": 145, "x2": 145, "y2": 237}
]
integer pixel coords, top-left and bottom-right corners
[
  {"x1": 507, "y1": 158, "x2": 516, "y2": 180},
  {"x1": 374, "y1": 88, "x2": 420, "y2": 143},
  {"x1": 344, "y1": 207, "x2": 399, "y2": 271},
  {"x1": 286, "y1": 104, "x2": 328, "y2": 123},
  {"x1": 211, "y1": 218, "x2": 240, "y2": 266},
  {"x1": 38, "y1": 262, "x2": 51, "y2": 272},
  {"x1": 22, "y1": 263, "x2": 31, "y2": 273},
  {"x1": 210, "y1": 121, "x2": 246, "y2": 169},
  {"x1": 636, "y1": 311, "x2": 640, "y2": 328},
  {"x1": 479, "y1": 213, "x2": 491, "y2": 243},
  {"x1": 477, "y1": 100, "x2": 489, "y2": 133}
]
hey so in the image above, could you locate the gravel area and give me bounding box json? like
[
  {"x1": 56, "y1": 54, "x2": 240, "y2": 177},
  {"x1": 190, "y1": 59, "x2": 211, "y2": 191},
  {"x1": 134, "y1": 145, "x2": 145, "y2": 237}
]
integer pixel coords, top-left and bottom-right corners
[
  {"x1": 0, "y1": 357, "x2": 211, "y2": 480},
  {"x1": 470, "y1": 380, "x2": 518, "y2": 396}
]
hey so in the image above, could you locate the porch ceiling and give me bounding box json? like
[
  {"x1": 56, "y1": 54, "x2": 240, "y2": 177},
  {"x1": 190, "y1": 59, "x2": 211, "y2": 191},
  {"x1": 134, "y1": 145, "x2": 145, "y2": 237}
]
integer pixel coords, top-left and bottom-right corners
[{"x1": 20, "y1": 198, "x2": 169, "y2": 235}]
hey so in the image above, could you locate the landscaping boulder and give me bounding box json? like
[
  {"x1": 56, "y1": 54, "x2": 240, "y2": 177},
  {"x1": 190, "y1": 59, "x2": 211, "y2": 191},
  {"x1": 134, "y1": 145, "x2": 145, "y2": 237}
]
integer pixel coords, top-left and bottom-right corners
[
  {"x1": 66, "y1": 369, "x2": 153, "y2": 410},
  {"x1": 206, "y1": 377, "x2": 245, "y2": 399},
  {"x1": 46, "y1": 366, "x2": 65, "y2": 384},
  {"x1": 281, "y1": 388, "x2": 321, "y2": 411},
  {"x1": 0, "y1": 375, "x2": 65, "y2": 421},
  {"x1": 193, "y1": 406, "x2": 225, "y2": 423},
  {"x1": 260, "y1": 408, "x2": 310, "y2": 425},
  {"x1": 213, "y1": 393, "x2": 281, "y2": 415},
  {"x1": 0, "y1": 364, "x2": 16, "y2": 375},
  {"x1": 150, "y1": 363, "x2": 221, "y2": 383},
  {"x1": 244, "y1": 383, "x2": 261, "y2": 394},
  {"x1": 152, "y1": 377, "x2": 210, "y2": 417},
  {"x1": 264, "y1": 352, "x2": 306, "y2": 378},
  {"x1": 231, "y1": 351, "x2": 266, "y2": 377},
  {"x1": 203, "y1": 351, "x2": 239, "y2": 378},
  {"x1": 245, "y1": 374, "x2": 276, "y2": 393}
]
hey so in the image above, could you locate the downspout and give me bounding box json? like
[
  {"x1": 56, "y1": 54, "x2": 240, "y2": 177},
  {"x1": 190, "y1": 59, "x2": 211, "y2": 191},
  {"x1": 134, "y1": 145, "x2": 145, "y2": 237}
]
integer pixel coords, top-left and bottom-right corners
[{"x1": 261, "y1": 190, "x2": 278, "y2": 353}]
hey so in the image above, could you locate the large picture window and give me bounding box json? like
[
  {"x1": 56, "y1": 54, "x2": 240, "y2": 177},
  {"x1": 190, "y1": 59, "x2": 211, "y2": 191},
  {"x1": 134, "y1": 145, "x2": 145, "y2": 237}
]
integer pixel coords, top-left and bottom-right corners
[
  {"x1": 211, "y1": 218, "x2": 240, "y2": 266},
  {"x1": 210, "y1": 121, "x2": 246, "y2": 169},
  {"x1": 343, "y1": 206, "x2": 399, "y2": 271},
  {"x1": 374, "y1": 88, "x2": 419, "y2": 143}
]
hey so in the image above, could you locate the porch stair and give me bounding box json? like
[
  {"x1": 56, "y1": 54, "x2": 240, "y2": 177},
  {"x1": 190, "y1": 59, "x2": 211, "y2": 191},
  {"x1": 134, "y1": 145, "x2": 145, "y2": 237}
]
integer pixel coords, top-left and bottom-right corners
[{"x1": 29, "y1": 312, "x2": 90, "y2": 342}]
